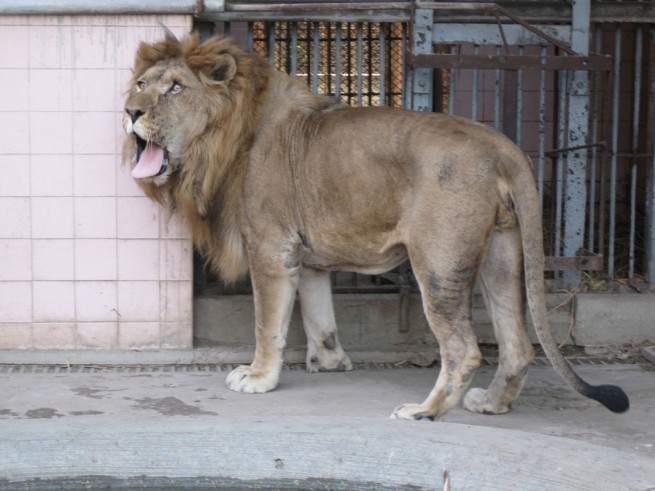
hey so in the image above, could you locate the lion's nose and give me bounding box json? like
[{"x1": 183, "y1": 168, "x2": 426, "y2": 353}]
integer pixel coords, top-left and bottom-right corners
[{"x1": 126, "y1": 108, "x2": 144, "y2": 124}]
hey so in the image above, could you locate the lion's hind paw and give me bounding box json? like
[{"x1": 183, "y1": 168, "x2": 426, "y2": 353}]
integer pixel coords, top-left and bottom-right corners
[
  {"x1": 462, "y1": 388, "x2": 511, "y2": 414},
  {"x1": 390, "y1": 403, "x2": 439, "y2": 421},
  {"x1": 225, "y1": 365, "x2": 278, "y2": 394}
]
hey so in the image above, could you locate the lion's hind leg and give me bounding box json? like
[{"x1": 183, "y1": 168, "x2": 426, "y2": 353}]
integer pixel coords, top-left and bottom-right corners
[
  {"x1": 298, "y1": 267, "x2": 353, "y2": 373},
  {"x1": 392, "y1": 249, "x2": 482, "y2": 421},
  {"x1": 462, "y1": 228, "x2": 535, "y2": 414}
]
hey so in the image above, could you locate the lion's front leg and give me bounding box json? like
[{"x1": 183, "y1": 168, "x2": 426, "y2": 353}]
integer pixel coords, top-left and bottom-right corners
[
  {"x1": 298, "y1": 267, "x2": 353, "y2": 373},
  {"x1": 225, "y1": 262, "x2": 299, "y2": 394}
]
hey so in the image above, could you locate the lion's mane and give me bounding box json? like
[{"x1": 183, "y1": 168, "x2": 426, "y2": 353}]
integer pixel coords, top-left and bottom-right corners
[{"x1": 126, "y1": 33, "x2": 271, "y2": 282}]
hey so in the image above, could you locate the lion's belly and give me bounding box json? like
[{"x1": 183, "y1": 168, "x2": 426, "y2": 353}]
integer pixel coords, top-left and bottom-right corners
[{"x1": 300, "y1": 238, "x2": 408, "y2": 275}]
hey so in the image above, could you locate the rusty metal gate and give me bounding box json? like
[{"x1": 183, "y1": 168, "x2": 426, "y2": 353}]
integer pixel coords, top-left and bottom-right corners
[{"x1": 194, "y1": 1, "x2": 655, "y2": 295}]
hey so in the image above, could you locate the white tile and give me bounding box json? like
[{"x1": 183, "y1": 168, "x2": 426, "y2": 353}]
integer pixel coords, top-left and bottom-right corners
[
  {"x1": 117, "y1": 280, "x2": 160, "y2": 321},
  {"x1": 32, "y1": 239, "x2": 75, "y2": 280},
  {"x1": 160, "y1": 321, "x2": 192, "y2": 349},
  {"x1": 160, "y1": 240, "x2": 193, "y2": 281},
  {"x1": 160, "y1": 280, "x2": 192, "y2": 323},
  {"x1": 0, "y1": 323, "x2": 33, "y2": 349},
  {"x1": 117, "y1": 197, "x2": 160, "y2": 238},
  {"x1": 0, "y1": 282, "x2": 32, "y2": 322},
  {"x1": 33, "y1": 281, "x2": 76, "y2": 322},
  {"x1": 33, "y1": 323, "x2": 76, "y2": 349},
  {"x1": 28, "y1": 25, "x2": 74, "y2": 69},
  {"x1": 75, "y1": 281, "x2": 118, "y2": 322},
  {"x1": 31, "y1": 154, "x2": 74, "y2": 196},
  {"x1": 76, "y1": 322, "x2": 117, "y2": 349},
  {"x1": 118, "y1": 239, "x2": 160, "y2": 280},
  {"x1": 118, "y1": 321, "x2": 160, "y2": 349},
  {"x1": 74, "y1": 154, "x2": 117, "y2": 196},
  {"x1": 72, "y1": 26, "x2": 116, "y2": 69},
  {"x1": 73, "y1": 69, "x2": 116, "y2": 111},
  {"x1": 32, "y1": 197, "x2": 74, "y2": 238},
  {"x1": 30, "y1": 69, "x2": 73, "y2": 111},
  {"x1": 0, "y1": 26, "x2": 29, "y2": 68},
  {"x1": 0, "y1": 69, "x2": 29, "y2": 111},
  {"x1": 72, "y1": 112, "x2": 116, "y2": 154},
  {"x1": 0, "y1": 197, "x2": 30, "y2": 238},
  {"x1": 0, "y1": 112, "x2": 29, "y2": 154},
  {"x1": 74, "y1": 197, "x2": 116, "y2": 238},
  {"x1": 75, "y1": 239, "x2": 117, "y2": 280},
  {"x1": 30, "y1": 112, "x2": 73, "y2": 155},
  {"x1": 0, "y1": 155, "x2": 30, "y2": 196},
  {"x1": 0, "y1": 239, "x2": 31, "y2": 280}
]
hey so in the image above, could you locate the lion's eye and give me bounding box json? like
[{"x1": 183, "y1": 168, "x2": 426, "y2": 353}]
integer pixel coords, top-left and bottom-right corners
[
  {"x1": 136, "y1": 80, "x2": 146, "y2": 92},
  {"x1": 169, "y1": 82, "x2": 183, "y2": 94}
]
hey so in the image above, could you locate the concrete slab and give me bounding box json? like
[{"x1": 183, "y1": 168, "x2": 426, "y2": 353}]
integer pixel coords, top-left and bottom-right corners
[
  {"x1": 575, "y1": 293, "x2": 655, "y2": 345},
  {"x1": 1, "y1": 362, "x2": 653, "y2": 489},
  {"x1": 194, "y1": 292, "x2": 574, "y2": 351}
]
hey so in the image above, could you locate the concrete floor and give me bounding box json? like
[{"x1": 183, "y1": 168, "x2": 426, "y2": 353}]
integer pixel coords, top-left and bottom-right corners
[{"x1": 0, "y1": 360, "x2": 654, "y2": 490}]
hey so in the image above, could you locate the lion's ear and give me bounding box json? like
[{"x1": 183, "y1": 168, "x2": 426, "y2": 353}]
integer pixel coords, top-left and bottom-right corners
[{"x1": 211, "y1": 54, "x2": 237, "y2": 83}]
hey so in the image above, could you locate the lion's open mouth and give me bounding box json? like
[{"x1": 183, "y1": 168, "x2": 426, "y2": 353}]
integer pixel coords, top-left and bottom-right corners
[{"x1": 132, "y1": 136, "x2": 169, "y2": 179}]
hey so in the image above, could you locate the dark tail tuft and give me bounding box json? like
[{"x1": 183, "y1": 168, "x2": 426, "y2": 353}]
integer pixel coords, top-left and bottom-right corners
[{"x1": 585, "y1": 384, "x2": 630, "y2": 413}]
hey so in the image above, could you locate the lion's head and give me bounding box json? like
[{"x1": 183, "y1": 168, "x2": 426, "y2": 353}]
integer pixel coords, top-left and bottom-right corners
[
  {"x1": 122, "y1": 31, "x2": 268, "y2": 214},
  {"x1": 123, "y1": 32, "x2": 270, "y2": 282}
]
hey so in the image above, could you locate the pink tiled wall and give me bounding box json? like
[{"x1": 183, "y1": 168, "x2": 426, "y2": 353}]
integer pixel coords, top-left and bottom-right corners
[{"x1": 0, "y1": 15, "x2": 194, "y2": 351}]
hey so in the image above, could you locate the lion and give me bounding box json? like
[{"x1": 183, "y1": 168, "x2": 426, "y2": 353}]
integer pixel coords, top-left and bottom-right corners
[{"x1": 123, "y1": 31, "x2": 629, "y2": 420}]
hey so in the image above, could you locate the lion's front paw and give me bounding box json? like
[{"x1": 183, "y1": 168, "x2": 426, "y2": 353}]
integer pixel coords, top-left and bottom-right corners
[
  {"x1": 462, "y1": 388, "x2": 511, "y2": 414},
  {"x1": 225, "y1": 365, "x2": 278, "y2": 394},
  {"x1": 390, "y1": 403, "x2": 439, "y2": 421}
]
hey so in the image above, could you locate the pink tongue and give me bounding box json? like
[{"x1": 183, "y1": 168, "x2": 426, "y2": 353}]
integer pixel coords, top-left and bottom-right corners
[{"x1": 132, "y1": 143, "x2": 165, "y2": 178}]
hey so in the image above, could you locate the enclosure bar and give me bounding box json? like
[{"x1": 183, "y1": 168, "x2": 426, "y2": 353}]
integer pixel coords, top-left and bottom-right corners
[
  {"x1": 312, "y1": 22, "x2": 320, "y2": 95},
  {"x1": 587, "y1": 25, "x2": 602, "y2": 254},
  {"x1": 562, "y1": 0, "x2": 591, "y2": 286},
  {"x1": 628, "y1": 26, "x2": 643, "y2": 283},
  {"x1": 410, "y1": 8, "x2": 434, "y2": 112},
  {"x1": 448, "y1": 45, "x2": 456, "y2": 114},
  {"x1": 379, "y1": 24, "x2": 386, "y2": 107},
  {"x1": 494, "y1": 46, "x2": 502, "y2": 130},
  {"x1": 401, "y1": 23, "x2": 409, "y2": 110},
  {"x1": 247, "y1": 22, "x2": 255, "y2": 52},
  {"x1": 553, "y1": 69, "x2": 568, "y2": 259},
  {"x1": 367, "y1": 24, "x2": 374, "y2": 105},
  {"x1": 537, "y1": 45, "x2": 547, "y2": 208},
  {"x1": 356, "y1": 23, "x2": 364, "y2": 106},
  {"x1": 335, "y1": 22, "x2": 342, "y2": 99},
  {"x1": 471, "y1": 45, "x2": 479, "y2": 120},
  {"x1": 503, "y1": 69, "x2": 519, "y2": 143},
  {"x1": 268, "y1": 22, "x2": 276, "y2": 66},
  {"x1": 647, "y1": 27, "x2": 655, "y2": 285},
  {"x1": 290, "y1": 23, "x2": 298, "y2": 76},
  {"x1": 515, "y1": 45, "x2": 524, "y2": 146},
  {"x1": 326, "y1": 23, "x2": 333, "y2": 97},
  {"x1": 608, "y1": 26, "x2": 622, "y2": 280}
]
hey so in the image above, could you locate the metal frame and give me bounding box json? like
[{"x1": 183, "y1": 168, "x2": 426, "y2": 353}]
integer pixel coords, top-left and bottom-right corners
[{"x1": 197, "y1": 5, "x2": 655, "y2": 292}]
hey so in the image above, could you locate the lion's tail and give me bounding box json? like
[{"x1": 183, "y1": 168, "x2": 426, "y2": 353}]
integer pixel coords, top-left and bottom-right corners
[{"x1": 510, "y1": 157, "x2": 629, "y2": 414}]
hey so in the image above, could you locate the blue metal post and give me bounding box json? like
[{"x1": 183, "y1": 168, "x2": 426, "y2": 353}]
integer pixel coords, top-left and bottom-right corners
[
  {"x1": 562, "y1": 0, "x2": 591, "y2": 286},
  {"x1": 411, "y1": 5, "x2": 434, "y2": 112}
]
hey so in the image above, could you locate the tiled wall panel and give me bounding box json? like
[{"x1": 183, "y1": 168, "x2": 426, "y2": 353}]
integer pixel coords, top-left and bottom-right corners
[{"x1": 0, "y1": 15, "x2": 194, "y2": 351}]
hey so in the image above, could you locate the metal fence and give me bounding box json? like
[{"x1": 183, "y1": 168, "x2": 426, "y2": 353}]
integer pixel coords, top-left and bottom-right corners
[
  {"x1": 195, "y1": 5, "x2": 655, "y2": 295},
  {"x1": 425, "y1": 22, "x2": 654, "y2": 287}
]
